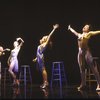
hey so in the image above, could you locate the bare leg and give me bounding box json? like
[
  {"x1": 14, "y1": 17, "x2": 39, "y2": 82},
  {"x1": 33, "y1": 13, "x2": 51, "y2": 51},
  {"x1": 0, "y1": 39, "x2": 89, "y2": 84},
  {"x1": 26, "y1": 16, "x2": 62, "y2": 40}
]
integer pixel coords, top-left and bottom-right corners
[
  {"x1": 8, "y1": 62, "x2": 16, "y2": 80},
  {"x1": 77, "y1": 49, "x2": 86, "y2": 89},
  {"x1": 14, "y1": 60, "x2": 20, "y2": 86},
  {"x1": 14, "y1": 72, "x2": 20, "y2": 86},
  {"x1": 40, "y1": 67, "x2": 48, "y2": 89},
  {"x1": 42, "y1": 68, "x2": 48, "y2": 83}
]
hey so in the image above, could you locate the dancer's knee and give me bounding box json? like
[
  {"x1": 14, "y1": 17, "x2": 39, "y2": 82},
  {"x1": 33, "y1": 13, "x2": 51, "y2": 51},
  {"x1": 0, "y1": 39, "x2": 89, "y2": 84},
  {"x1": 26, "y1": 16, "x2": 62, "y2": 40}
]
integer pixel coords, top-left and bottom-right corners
[
  {"x1": 80, "y1": 68, "x2": 85, "y2": 73},
  {"x1": 8, "y1": 69, "x2": 12, "y2": 73}
]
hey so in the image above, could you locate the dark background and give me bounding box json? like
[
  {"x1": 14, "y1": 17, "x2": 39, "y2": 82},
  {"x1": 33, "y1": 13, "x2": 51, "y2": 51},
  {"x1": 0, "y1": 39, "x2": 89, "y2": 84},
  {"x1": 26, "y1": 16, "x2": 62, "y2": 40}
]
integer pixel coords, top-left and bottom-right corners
[{"x1": 0, "y1": 0, "x2": 100, "y2": 85}]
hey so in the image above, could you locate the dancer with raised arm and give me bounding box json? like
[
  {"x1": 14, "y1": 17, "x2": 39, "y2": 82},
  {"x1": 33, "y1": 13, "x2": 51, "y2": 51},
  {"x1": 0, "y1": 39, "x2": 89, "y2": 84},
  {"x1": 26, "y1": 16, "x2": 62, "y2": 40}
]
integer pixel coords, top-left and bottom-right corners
[
  {"x1": 68, "y1": 24, "x2": 100, "y2": 91},
  {"x1": 7, "y1": 37, "x2": 24, "y2": 86},
  {"x1": 33, "y1": 24, "x2": 59, "y2": 89}
]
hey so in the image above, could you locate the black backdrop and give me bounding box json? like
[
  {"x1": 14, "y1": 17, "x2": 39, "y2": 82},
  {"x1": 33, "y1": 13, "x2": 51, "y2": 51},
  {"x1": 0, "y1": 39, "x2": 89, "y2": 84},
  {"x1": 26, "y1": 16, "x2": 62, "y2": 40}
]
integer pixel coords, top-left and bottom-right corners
[{"x1": 0, "y1": 0, "x2": 100, "y2": 85}]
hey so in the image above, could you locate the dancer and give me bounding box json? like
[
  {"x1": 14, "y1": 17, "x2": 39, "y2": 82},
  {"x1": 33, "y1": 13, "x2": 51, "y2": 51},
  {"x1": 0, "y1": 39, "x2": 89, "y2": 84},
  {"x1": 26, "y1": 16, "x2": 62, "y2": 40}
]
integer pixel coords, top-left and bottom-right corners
[
  {"x1": 0, "y1": 46, "x2": 10, "y2": 56},
  {"x1": 0, "y1": 46, "x2": 4, "y2": 56},
  {"x1": 68, "y1": 24, "x2": 100, "y2": 91},
  {"x1": 0, "y1": 46, "x2": 10, "y2": 81},
  {"x1": 7, "y1": 37, "x2": 24, "y2": 86},
  {"x1": 0, "y1": 46, "x2": 4, "y2": 84},
  {"x1": 33, "y1": 24, "x2": 59, "y2": 89}
]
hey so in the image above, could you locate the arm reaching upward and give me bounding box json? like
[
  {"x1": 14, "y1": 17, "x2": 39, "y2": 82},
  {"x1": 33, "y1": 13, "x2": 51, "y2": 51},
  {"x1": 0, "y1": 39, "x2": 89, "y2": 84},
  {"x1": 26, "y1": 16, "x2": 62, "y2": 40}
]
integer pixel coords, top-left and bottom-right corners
[
  {"x1": 16, "y1": 37, "x2": 24, "y2": 47},
  {"x1": 43, "y1": 24, "x2": 59, "y2": 48},
  {"x1": 68, "y1": 25, "x2": 80, "y2": 37}
]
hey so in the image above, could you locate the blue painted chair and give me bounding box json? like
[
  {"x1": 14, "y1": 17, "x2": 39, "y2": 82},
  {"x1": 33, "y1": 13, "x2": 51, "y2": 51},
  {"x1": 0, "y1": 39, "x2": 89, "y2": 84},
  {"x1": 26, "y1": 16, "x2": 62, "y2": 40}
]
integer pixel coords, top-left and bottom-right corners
[
  {"x1": 19, "y1": 65, "x2": 32, "y2": 86},
  {"x1": 50, "y1": 61, "x2": 67, "y2": 89}
]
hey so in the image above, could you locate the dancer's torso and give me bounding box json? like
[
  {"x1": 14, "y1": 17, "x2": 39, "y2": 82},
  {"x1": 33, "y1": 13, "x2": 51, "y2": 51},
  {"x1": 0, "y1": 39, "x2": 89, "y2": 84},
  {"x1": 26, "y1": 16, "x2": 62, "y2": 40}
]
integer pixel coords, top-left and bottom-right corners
[
  {"x1": 78, "y1": 33, "x2": 90, "y2": 52},
  {"x1": 37, "y1": 45, "x2": 45, "y2": 63},
  {"x1": 10, "y1": 48, "x2": 20, "y2": 59}
]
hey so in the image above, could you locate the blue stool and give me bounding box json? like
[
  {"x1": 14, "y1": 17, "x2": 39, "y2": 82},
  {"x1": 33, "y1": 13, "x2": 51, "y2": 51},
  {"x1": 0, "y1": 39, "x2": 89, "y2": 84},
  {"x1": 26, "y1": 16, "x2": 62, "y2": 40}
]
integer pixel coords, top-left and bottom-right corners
[
  {"x1": 19, "y1": 65, "x2": 32, "y2": 86},
  {"x1": 50, "y1": 61, "x2": 67, "y2": 89}
]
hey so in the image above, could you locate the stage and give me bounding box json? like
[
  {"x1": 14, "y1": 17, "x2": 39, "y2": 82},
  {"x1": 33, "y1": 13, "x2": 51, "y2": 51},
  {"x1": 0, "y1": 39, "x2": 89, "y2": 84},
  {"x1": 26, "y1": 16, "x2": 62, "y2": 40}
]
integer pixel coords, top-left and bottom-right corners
[
  {"x1": 1, "y1": 84, "x2": 100, "y2": 99},
  {"x1": 0, "y1": 0, "x2": 100, "y2": 99}
]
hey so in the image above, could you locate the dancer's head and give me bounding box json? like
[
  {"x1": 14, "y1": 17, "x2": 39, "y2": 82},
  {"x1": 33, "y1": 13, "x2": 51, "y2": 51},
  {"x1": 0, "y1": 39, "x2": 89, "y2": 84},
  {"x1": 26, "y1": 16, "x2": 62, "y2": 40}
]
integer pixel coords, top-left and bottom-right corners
[
  {"x1": 13, "y1": 41, "x2": 19, "y2": 47},
  {"x1": 82, "y1": 24, "x2": 92, "y2": 33}
]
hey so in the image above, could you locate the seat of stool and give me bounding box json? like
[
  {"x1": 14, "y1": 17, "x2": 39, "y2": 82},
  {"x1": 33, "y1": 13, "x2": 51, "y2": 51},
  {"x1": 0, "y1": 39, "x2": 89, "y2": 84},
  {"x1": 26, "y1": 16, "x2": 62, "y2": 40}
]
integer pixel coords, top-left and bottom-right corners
[
  {"x1": 53, "y1": 61, "x2": 63, "y2": 63},
  {"x1": 21, "y1": 65, "x2": 30, "y2": 67}
]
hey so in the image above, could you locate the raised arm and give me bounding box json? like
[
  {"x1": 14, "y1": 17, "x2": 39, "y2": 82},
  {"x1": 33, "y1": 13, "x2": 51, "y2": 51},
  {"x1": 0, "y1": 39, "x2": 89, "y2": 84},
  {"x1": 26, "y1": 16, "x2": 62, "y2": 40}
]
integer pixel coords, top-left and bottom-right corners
[
  {"x1": 43, "y1": 24, "x2": 59, "y2": 47},
  {"x1": 16, "y1": 37, "x2": 24, "y2": 47},
  {"x1": 68, "y1": 25, "x2": 80, "y2": 37},
  {"x1": 89, "y1": 31, "x2": 100, "y2": 36}
]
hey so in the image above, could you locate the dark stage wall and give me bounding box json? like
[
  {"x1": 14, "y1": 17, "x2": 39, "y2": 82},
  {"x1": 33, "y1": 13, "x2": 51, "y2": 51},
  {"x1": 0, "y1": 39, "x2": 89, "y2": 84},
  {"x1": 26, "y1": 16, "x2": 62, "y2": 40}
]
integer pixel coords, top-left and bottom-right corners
[{"x1": 0, "y1": 0, "x2": 100, "y2": 85}]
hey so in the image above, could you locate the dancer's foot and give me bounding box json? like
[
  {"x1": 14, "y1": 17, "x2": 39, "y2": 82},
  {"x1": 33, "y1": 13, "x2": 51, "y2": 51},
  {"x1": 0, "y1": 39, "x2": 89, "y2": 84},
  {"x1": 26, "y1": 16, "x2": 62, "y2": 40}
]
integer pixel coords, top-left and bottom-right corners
[
  {"x1": 41, "y1": 88, "x2": 48, "y2": 97},
  {"x1": 15, "y1": 79, "x2": 20, "y2": 86},
  {"x1": 96, "y1": 85, "x2": 100, "y2": 91},
  {"x1": 77, "y1": 85, "x2": 87, "y2": 91},
  {"x1": 16, "y1": 79, "x2": 20, "y2": 87},
  {"x1": 40, "y1": 81, "x2": 49, "y2": 89}
]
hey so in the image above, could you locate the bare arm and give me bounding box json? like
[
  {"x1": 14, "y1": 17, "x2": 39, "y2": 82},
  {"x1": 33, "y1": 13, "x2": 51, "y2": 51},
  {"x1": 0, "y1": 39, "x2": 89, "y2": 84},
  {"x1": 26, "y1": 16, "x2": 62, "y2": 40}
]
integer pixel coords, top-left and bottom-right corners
[
  {"x1": 43, "y1": 24, "x2": 59, "y2": 48},
  {"x1": 3, "y1": 48, "x2": 10, "y2": 52},
  {"x1": 16, "y1": 37, "x2": 24, "y2": 47},
  {"x1": 89, "y1": 31, "x2": 100, "y2": 36},
  {"x1": 68, "y1": 25, "x2": 80, "y2": 37},
  {"x1": 0, "y1": 48, "x2": 10, "y2": 56}
]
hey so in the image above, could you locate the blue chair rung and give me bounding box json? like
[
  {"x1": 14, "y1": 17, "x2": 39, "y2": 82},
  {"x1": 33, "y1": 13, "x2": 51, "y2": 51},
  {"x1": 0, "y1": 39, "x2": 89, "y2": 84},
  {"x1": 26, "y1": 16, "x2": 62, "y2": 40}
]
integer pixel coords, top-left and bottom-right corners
[
  {"x1": 19, "y1": 65, "x2": 32, "y2": 86},
  {"x1": 51, "y1": 61, "x2": 67, "y2": 88}
]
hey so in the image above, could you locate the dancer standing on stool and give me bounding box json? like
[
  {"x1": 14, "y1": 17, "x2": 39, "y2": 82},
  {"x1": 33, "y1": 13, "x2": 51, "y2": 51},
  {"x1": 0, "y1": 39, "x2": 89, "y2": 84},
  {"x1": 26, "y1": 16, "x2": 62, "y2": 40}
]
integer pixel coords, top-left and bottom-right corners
[
  {"x1": 7, "y1": 37, "x2": 24, "y2": 86},
  {"x1": 33, "y1": 24, "x2": 59, "y2": 89},
  {"x1": 68, "y1": 24, "x2": 100, "y2": 91}
]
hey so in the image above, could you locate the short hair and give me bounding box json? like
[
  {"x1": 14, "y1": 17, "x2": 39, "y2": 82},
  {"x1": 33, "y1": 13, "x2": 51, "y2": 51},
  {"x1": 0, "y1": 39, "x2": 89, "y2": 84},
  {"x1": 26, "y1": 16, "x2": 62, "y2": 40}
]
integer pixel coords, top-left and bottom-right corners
[
  {"x1": 14, "y1": 41, "x2": 19, "y2": 46},
  {"x1": 84, "y1": 23, "x2": 92, "y2": 31},
  {"x1": 41, "y1": 35, "x2": 48, "y2": 42},
  {"x1": 88, "y1": 24, "x2": 92, "y2": 31}
]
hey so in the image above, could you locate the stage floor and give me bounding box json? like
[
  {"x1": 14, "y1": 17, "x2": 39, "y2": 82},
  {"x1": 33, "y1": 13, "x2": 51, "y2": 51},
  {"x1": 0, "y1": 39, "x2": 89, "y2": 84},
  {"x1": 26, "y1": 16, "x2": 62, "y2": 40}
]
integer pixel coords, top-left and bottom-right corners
[{"x1": 1, "y1": 84, "x2": 100, "y2": 99}]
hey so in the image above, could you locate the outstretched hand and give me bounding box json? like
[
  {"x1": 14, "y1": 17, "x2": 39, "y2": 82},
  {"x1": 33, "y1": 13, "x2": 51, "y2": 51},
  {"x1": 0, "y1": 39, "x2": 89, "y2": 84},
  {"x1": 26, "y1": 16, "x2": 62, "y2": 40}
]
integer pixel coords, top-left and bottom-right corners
[
  {"x1": 32, "y1": 58, "x2": 37, "y2": 62},
  {"x1": 4, "y1": 48, "x2": 10, "y2": 51},
  {"x1": 0, "y1": 48, "x2": 10, "y2": 56},
  {"x1": 53, "y1": 24, "x2": 59, "y2": 29},
  {"x1": 68, "y1": 25, "x2": 71, "y2": 30},
  {"x1": 0, "y1": 52, "x2": 5, "y2": 56}
]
